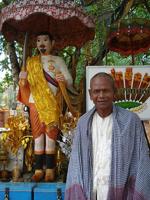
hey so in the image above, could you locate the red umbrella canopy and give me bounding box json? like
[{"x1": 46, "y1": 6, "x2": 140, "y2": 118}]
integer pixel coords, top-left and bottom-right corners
[
  {"x1": 107, "y1": 18, "x2": 150, "y2": 56},
  {"x1": 0, "y1": 0, "x2": 95, "y2": 49}
]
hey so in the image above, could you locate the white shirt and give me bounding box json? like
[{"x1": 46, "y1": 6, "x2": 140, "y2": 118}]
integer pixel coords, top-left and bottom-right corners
[{"x1": 92, "y1": 111, "x2": 112, "y2": 200}]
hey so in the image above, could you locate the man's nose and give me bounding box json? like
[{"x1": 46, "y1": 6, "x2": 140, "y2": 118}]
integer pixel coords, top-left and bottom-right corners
[{"x1": 98, "y1": 91, "x2": 104, "y2": 97}]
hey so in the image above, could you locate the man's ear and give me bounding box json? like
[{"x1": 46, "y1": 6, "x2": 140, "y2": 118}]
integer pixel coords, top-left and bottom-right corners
[{"x1": 89, "y1": 89, "x2": 92, "y2": 100}]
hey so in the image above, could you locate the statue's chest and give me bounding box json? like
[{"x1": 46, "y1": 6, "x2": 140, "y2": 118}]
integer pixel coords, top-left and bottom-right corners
[{"x1": 41, "y1": 56, "x2": 56, "y2": 78}]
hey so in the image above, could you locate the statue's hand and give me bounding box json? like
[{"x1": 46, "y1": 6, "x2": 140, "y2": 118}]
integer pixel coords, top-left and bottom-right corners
[
  {"x1": 55, "y1": 72, "x2": 65, "y2": 83},
  {"x1": 19, "y1": 71, "x2": 27, "y2": 86},
  {"x1": 19, "y1": 71, "x2": 27, "y2": 79}
]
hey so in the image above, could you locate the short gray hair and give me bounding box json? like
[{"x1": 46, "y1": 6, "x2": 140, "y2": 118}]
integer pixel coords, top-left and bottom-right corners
[{"x1": 90, "y1": 72, "x2": 116, "y2": 92}]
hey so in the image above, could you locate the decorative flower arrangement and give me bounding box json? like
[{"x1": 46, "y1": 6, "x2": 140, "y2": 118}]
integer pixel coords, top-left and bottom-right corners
[
  {"x1": 0, "y1": 115, "x2": 32, "y2": 157},
  {"x1": 57, "y1": 112, "x2": 79, "y2": 159},
  {"x1": 55, "y1": 112, "x2": 79, "y2": 181}
]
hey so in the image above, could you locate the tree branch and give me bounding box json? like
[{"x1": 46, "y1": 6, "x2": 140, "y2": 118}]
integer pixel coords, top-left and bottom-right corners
[{"x1": 7, "y1": 42, "x2": 20, "y2": 85}]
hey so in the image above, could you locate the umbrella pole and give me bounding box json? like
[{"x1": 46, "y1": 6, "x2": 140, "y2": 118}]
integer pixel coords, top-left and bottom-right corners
[
  {"x1": 58, "y1": 82, "x2": 76, "y2": 117},
  {"x1": 22, "y1": 32, "x2": 29, "y2": 70}
]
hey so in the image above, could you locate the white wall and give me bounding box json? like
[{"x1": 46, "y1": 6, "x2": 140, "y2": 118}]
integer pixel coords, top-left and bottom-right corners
[{"x1": 86, "y1": 66, "x2": 150, "y2": 120}]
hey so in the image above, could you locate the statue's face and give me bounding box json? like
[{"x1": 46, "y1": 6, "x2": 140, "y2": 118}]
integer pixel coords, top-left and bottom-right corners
[{"x1": 36, "y1": 35, "x2": 52, "y2": 55}]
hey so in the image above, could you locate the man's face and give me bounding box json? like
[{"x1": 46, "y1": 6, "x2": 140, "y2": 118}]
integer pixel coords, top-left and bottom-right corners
[
  {"x1": 89, "y1": 76, "x2": 115, "y2": 114},
  {"x1": 36, "y1": 35, "x2": 52, "y2": 55}
]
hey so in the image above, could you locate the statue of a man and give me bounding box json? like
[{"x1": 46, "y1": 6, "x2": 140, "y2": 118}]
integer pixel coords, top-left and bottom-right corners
[{"x1": 18, "y1": 33, "x2": 73, "y2": 182}]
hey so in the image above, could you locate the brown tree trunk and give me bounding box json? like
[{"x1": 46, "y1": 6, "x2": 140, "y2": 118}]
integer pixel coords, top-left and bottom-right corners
[{"x1": 7, "y1": 42, "x2": 20, "y2": 86}]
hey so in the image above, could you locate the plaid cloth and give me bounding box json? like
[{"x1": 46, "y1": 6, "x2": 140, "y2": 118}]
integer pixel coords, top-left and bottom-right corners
[{"x1": 65, "y1": 105, "x2": 150, "y2": 200}]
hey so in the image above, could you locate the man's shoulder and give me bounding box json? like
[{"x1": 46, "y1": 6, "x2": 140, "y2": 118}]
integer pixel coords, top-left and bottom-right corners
[
  {"x1": 78, "y1": 108, "x2": 95, "y2": 124},
  {"x1": 115, "y1": 105, "x2": 136, "y2": 115},
  {"x1": 115, "y1": 105, "x2": 140, "y2": 122}
]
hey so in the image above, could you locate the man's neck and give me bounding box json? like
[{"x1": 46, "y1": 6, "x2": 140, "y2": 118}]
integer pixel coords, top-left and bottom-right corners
[{"x1": 96, "y1": 108, "x2": 113, "y2": 118}]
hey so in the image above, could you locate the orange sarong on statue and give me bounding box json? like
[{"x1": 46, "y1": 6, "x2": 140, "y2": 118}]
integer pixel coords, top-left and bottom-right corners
[
  {"x1": 30, "y1": 104, "x2": 59, "y2": 140},
  {"x1": 29, "y1": 104, "x2": 45, "y2": 139},
  {"x1": 17, "y1": 81, "x2": 30, "y2": 107}
]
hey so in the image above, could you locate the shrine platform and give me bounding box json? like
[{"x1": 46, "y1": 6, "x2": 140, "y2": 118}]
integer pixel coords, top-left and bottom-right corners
[{"x1": 0, "y1": 182, "x2": 66, "y2": 200}]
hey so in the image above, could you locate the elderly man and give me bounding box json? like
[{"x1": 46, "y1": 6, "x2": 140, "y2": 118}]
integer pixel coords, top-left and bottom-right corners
[{"x1": 65, "y1": 72, "x2": 150, "y2": 200}]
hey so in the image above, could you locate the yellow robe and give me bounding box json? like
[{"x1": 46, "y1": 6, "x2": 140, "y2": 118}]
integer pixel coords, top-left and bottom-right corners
[{"x1": 26, "y1": 56, "x2": 60, "y2": 127}]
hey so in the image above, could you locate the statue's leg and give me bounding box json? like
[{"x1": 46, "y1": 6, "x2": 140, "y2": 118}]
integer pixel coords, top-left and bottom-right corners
[
  {"x1": 32, "y1": 133, "x2": 45, "y2": 182},
  {"x1": 45, "y1": 127, "x2": 59, "y2": 182},
  {"x1": 29, "y1": 103, "x2": 45, "y2": 182}
]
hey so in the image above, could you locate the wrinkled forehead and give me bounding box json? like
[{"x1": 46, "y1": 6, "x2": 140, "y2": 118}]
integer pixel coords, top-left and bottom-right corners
[{"x1": 90, "y1": 76, "x2": 115, "y2": 91}]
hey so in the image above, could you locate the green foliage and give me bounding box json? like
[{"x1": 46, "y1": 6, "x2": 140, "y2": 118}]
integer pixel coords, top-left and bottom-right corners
[
  {"x1": 105, "y1": 50, "x2": 150, "y2": 66},
  {"x1": 0, "y1": 35, "x2": 8, "y2": 56},
  {"x1": 115, "y1": 101, "x2": 141, "y2": 109},
  {"x1": 0, "y1": 72, "x2": 13, "y2": 93},
  {"x1": 75, "y1": 57, "x2": 86, "y2": 85},
  {"x1": 130, "y1": 4, "x2": 150, "y2": 19},
  {"x1": 0, "y1": 36, "x2": 13, "y2": 92}
]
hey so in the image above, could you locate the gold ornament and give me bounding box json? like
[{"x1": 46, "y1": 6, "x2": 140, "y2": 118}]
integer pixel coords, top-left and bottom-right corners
[{"x1": 0, "y1": 115, "x2": 33, "y2": 161}]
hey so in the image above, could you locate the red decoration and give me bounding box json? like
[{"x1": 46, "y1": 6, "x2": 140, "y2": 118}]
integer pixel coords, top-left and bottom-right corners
[
  {"x1": 0, "y1": 0, "x2": 95, "y2": 49},
  {"x1": 107, "y1": 18, "x2": 150, "y2": 56}
]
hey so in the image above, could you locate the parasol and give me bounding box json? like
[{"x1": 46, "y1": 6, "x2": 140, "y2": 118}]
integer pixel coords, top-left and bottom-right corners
[
  {"x1": 0, "y1": 0, "x2": 95, "y2": 50},
  {"x1": 107, "y1": 18, "x2": 150, "y2": 63},
  {"x1": 0, "y1": 0, "x2": 95, "y2": 116}
]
